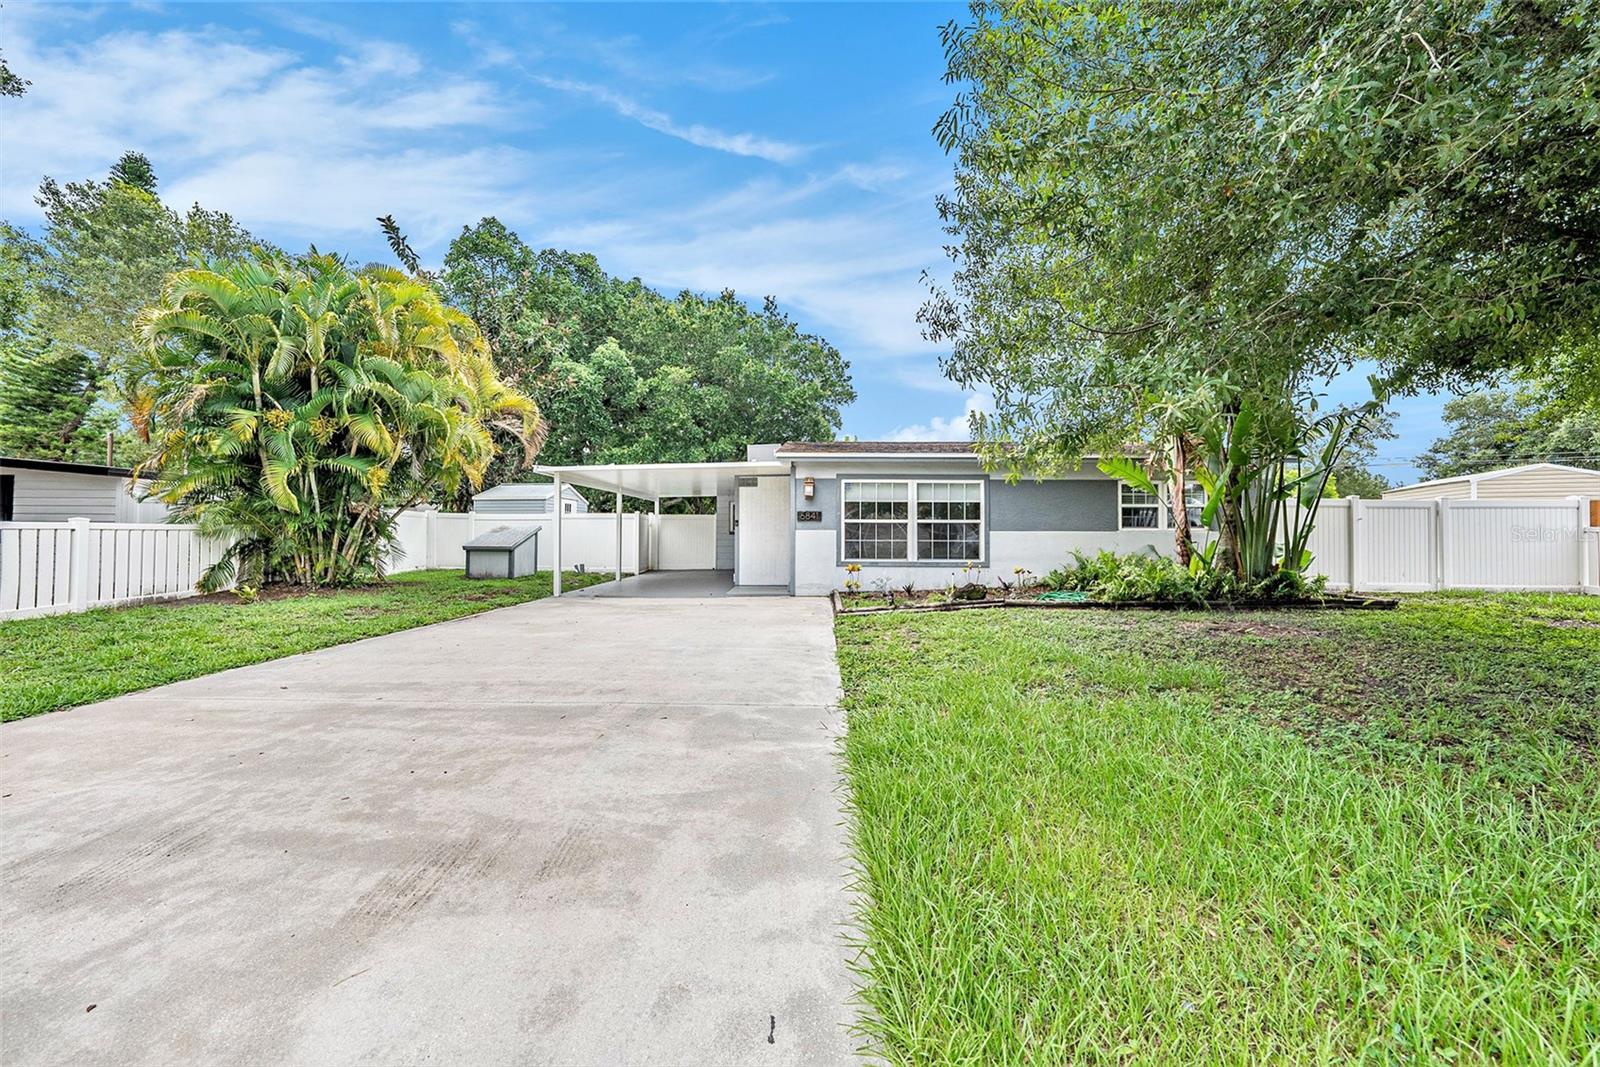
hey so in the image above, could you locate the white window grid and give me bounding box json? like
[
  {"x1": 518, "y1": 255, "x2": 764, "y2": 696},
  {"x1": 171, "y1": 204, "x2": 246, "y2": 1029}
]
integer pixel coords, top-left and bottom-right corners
[
  {"x1": 842, "y1": 479, "x2": 985, "y2": 563},
  {"x1": 1119, "y1": 480, "x2": 1207, "y2": 530}
]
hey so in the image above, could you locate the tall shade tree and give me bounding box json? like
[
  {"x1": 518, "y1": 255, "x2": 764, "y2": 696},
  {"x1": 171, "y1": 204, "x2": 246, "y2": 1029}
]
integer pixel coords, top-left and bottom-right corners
[
  {"x1": 1418, "y1": 388, "x2": 1600, "y2": 477},
  {"x1": 0, "y1": 154, "x2": 264, "y2": 463},
  {"x1": 436, "y1": 218, "x2": 856, "y2": 508},
  {"x1": 135, "y1": 253, "x2": 544, "y2": 588},
  {"x1": 924, "y1": 0, "x2": 1600, "y2": 574}
]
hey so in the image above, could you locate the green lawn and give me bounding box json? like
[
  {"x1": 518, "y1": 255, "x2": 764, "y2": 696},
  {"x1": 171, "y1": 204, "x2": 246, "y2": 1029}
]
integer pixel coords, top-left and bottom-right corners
[
  {"x1": 0, "y1": 569, "x2": 609, "y2": 722},
  {"x1": 835, "y1": 593, "x2": 1600, "y2": 1064}
]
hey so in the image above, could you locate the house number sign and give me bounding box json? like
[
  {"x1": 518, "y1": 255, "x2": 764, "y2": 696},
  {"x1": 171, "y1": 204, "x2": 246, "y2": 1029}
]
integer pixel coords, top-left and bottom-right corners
[{"x1": 796, "y1": 510, "x2": 822, "y2": 523}]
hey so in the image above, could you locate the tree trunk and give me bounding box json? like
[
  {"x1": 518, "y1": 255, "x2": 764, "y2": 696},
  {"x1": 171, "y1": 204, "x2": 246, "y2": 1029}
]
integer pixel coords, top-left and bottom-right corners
[{"x1": 1170, "y1": 435, "x2": 1192, "y2": 567}]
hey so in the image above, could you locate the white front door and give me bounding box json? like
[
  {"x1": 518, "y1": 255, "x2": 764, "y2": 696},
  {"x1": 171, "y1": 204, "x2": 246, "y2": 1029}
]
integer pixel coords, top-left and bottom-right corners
[{"x1": 736, "y1": 477, "x2": 792, "y2": 586}]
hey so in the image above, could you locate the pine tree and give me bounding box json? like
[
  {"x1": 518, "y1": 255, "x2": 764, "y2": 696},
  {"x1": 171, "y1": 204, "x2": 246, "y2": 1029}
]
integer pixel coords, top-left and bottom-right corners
[{"x1": 108, "y1": 151, "x2": 157, "y2": 194}]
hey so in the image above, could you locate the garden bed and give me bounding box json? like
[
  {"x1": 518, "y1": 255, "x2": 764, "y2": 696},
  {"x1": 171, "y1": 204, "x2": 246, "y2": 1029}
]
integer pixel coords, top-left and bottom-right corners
[{"x1": 830, "y1": 589, "x2": 1397, "y2": 616}]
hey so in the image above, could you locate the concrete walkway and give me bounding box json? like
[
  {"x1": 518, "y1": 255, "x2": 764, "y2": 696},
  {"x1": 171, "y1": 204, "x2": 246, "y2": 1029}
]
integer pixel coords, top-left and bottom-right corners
[
  {"x1": 1, "y1": 591, "x2": 857, "y2": 1065},
  {"x1": 574, "y1": 570, "x2": 789, "y2": 598}
]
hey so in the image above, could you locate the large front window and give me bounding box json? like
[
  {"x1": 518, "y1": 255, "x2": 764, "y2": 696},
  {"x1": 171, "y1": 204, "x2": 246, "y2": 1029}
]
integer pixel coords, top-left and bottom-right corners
[
  {"x1": 917, "y1": 482, "x2": 982, "y2": 560},
  {"x1": 843, "y1": 481, "x2": 908, "y2": 560},
  {"x1": 842, "y1": 479, "x2": 983, "y2": 562}
]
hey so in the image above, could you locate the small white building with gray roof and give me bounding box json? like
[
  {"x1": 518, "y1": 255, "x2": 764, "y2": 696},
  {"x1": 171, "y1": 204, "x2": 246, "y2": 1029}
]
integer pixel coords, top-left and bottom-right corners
[{"x1": 471, "y1": 481, "x2": 589, "y2": 516}]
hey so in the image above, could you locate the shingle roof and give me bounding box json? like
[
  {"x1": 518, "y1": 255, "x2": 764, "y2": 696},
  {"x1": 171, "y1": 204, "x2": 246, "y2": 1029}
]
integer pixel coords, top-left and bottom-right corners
[{"x1": 775, "y1": 441, "x2": 979, "y2": 455}]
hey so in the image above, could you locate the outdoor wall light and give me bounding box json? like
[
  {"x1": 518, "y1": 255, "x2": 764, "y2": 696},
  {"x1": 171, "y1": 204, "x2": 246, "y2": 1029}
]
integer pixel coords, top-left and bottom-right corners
[{"x1": 803, "y1": 476, "x2": 816, "y2": 500}]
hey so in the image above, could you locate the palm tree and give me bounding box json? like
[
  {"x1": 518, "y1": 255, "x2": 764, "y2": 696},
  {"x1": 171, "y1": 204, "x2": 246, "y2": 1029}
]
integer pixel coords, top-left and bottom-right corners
[{"x1": 134, "y1": 252, "x2": 544, "y2": 588}]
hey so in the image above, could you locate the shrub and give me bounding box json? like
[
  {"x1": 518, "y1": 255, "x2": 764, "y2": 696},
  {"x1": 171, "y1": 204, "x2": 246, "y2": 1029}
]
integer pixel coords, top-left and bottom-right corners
[
  {"x1": 135, "y1": 253, "x2": 542, "y2": 588},
  {"x1": 1043, "y1": 550, "x2": 1327, "y2": 605}
]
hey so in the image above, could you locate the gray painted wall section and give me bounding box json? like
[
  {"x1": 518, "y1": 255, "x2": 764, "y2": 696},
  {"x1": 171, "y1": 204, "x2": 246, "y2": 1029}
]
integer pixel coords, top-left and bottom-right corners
[
  {"x1": 989, "y1": 478, "x2": 1117, "y2": 532},
  {"x1": 795, "y1": 472, "x2": 1117, "y2": 568},
  {"x1": 802, "y1": 475, "x2": 1116, "y2": 532}
]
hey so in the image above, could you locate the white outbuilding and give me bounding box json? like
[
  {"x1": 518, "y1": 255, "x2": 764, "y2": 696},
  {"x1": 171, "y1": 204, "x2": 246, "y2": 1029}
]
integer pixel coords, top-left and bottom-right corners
[
  {"x1": 1383, "y1": 462, "x2": 1600, "y2": 502},
  {"x1": 471, "y1": 481, "x2": 589, "y2": 516},
  {"x1": 0, "y1": 456, "x2": 168, "y2": 523}
]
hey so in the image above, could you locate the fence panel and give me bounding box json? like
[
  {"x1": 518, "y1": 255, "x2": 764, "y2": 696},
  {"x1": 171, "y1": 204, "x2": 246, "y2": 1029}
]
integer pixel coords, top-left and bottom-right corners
[
  {"x1": 387, "y1": 511, "x2": 645, "y2": 577},
  {"x1": 1447, "y1": 501, "x2": 1583, "y2": 591},
  {"x1": 1302, "y1": 500, "x2": 1351, "y2": 588},
  {"x1": 0, "y1": 521, "x2": 227, "y2": 620},
  {"x1": 656, "y1": 514, "x2": 718, "y2": 570},
  {"x1": 1359, "y1": 500, "x2": 1439, "y2": 592},
  {"x1": 1267, "y1": 496, "x2": 1595, "y2": 595}
]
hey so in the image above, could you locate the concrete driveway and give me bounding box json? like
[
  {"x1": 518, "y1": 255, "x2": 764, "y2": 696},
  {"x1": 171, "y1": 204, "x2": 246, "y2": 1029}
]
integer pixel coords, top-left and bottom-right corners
[{"x1": 1, "y1": 585, "x2": 857, "y2": 1065}]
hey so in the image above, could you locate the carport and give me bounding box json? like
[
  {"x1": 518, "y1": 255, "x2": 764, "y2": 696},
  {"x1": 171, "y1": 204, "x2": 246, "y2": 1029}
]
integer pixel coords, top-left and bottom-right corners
[{"x1": 533, "y1": 459, "x2": 791, "y2": 595}]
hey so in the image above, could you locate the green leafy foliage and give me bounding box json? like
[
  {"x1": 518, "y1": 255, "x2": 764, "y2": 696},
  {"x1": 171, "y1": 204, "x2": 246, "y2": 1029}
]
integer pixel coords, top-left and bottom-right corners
[
  {"x1": 135, "y1": 253, "x2": 544, "y2": 588},
  {"x1": 0, "y1": 155, "x2": 266, "y2": 463},
  {"x1": 923, "y1": 0, "x2": 1600, "y2": 562},
  {"x1": 1044, "y1": 549, "x2": 1327, "y2": 605},
  {"x1": 1419, "y1": 387, "x2": 1600, "y2": 477},
  {"x1": 0, "y1": 48, "x2": 27, "y2": 97},
  {"x1": 438, "y1": 218, "x2": 855, "y2": 507}
]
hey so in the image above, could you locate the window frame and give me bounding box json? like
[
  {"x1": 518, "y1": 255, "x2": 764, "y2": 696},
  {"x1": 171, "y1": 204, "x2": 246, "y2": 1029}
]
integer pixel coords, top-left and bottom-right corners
[
  {"x1": 840, "y1": 478, "x2": 987, "y2": 564},
  {"x1": 1117, "y1": 479, "x2": 1207, "y2": 530}
]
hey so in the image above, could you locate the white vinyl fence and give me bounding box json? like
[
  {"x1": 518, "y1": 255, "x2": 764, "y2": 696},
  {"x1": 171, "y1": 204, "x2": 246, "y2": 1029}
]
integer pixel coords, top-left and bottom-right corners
[
  {"x1": 1, "y1": 519, "x2": 230, "y2": 620},
  {"x1": 1303, "y1": 497, "x2": 1599, "y2": 594},
  {"x1": 388, "y1": 510, "x2": 653, "y2": 576}
]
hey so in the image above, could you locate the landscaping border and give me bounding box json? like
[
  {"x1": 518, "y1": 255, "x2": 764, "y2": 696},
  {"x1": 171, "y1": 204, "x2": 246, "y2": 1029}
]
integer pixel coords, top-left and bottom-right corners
[{"x1": 829, "y1": 590, "x2": 1399, "y2": 616}]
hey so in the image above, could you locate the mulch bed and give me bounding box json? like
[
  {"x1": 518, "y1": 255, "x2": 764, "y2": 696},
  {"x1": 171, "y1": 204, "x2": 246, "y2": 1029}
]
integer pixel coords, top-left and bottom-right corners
[{"x1": 830, "y1": 590, "x2": 1398, "y2": 616}]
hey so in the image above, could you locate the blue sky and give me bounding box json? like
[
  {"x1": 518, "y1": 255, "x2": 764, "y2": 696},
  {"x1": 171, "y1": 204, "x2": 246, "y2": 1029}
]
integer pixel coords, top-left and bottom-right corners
[{"x1": 2, "y1": 2, "x2": 1448, "y2": 479}]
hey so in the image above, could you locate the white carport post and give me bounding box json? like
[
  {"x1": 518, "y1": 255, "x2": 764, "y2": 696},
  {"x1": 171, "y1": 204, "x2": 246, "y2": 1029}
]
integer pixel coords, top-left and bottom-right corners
[
  {"x1": 652, "y1": 497, "x2": 661, "y2": 574},
  {"x1": 615, "y1": 489, "x2": 624, "y2": 582},
  {"x1": 551, "y1": 473, "x2": 563, "y2": 597}
]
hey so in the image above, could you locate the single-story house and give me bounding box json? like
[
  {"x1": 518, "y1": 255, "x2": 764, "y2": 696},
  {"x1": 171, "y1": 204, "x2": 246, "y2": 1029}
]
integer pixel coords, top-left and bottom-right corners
[
  {"x1": 0, "y1": 456, "x2": 168, "y2": 524},
  {"x1": 471, "y1": 481, "x2": 589, "y2": 515},
  {"x1": 534, "y1": 442, "x2": 1201, "y2": 596},
  {"x1": 1383, "y1": 462, "x2": 1600, "y2": 502}
]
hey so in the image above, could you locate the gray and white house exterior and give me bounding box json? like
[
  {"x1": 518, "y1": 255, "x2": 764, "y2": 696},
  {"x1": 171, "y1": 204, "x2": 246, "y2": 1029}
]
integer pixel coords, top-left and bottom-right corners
[{"x1": 534, "y1": 441, "x2": 1196, "y2": 596}]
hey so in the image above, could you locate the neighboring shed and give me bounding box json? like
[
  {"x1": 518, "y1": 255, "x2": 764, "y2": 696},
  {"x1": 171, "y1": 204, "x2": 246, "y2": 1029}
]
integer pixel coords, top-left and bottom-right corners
[
  {"x1": 462, "y1": 525, "x2": 541, "y2": 579},
  {"x1": 1383, "y1": 462, "x2": 1600, "y2": 502},
  {"x1": 471, "y1": 481, "x2": 588, "y2": 515},
  {"x1": 0, "y1": 456, "x2": 169, "y2": 523}
]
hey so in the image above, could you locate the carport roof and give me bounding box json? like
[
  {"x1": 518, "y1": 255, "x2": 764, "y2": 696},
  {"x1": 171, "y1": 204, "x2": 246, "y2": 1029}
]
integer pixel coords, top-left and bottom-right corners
[{"x1": 530, "y1": 460, "x2": 789, "y2": 501}]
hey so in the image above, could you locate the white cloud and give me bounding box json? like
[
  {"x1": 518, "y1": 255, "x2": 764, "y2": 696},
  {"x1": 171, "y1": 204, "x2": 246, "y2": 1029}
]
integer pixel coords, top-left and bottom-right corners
[
  {"x1": 0, "y1": 8, "x2": 968, "y2": 435},
  {"x1": 532, "y1": 75, "x2": 807, "y2": 163},
  {"x1": 889, "y1": 392, "x2": 992, "y2": 442},
  {"x1": 0, "y1": 22, "x2": 522, "y2": 243}
]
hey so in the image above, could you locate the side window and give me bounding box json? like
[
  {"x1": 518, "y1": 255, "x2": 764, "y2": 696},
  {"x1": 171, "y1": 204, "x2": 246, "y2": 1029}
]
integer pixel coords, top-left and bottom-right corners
[
  {"x1": 1119, "y1": 482, "x2": 1161, "y2": 528},
  {"x1": 1171, "y1": 480, "x2": 1206, "y2": 528}
]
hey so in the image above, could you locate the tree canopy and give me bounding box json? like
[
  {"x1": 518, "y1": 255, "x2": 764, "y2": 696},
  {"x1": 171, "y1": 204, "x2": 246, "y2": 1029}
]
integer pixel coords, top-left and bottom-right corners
[
  {"x1": 0, "y1": 154, "x2": 265, "y2": 462},
  {"x1": 437, "y1": 217, "x2": 855, "y2": 505},
  {"x1": 1418, "y1": 388, "x2": 1600, "y2": 478},
  {"x1": 929, "y1": 0, "x2": 1598, "y2": 445},
  {"x1": 924, "y1": 0, "x2": 1600, "y2": 574}
]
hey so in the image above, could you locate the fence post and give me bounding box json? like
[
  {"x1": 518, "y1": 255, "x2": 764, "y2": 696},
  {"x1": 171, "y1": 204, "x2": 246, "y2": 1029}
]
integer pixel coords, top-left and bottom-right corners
[
  {"x1": 1347, "y1": 497, "x2": 1363, "y2": 592},
  {"x1": 68, "y1": 517, "x2": 91, "y2": 614},
  {"x1": 1436, "y1": 498, "x2": 1452, "y2": 591},
  {"x1": 424, "y1": 510, "x2": 439, "y2": 571},
  {"x1": 1575, "y1": 497, "x2": 1590, "y2": 592}
]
